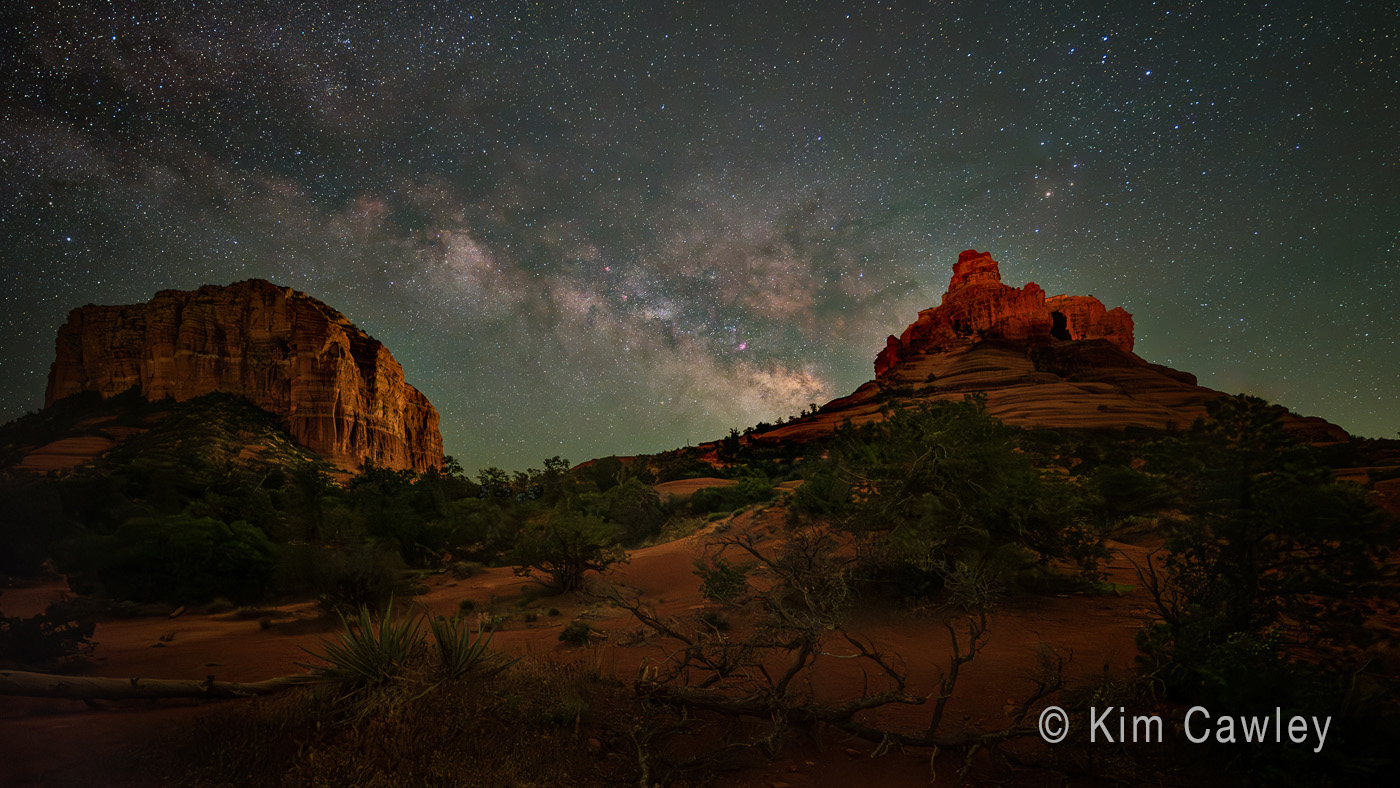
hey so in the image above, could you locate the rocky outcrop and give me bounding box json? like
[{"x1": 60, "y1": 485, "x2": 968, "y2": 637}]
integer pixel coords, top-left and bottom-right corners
[
  {"x1": 758, "y1": 250, "x2": 1349, "y2": 444},
  {"x1": 44, "y1": 280, "x2": 444, "y2": 472},
  {"x1": 874, "y1": 250, "x2": 1133, "y2": 377}
]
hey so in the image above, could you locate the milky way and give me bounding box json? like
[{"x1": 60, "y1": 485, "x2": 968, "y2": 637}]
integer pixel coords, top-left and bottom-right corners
[{"x1": 2, "y1": 2, "x2": 1396, "y2": 471}]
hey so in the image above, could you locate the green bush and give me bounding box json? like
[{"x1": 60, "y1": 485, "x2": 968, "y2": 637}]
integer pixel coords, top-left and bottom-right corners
[
  {"x1": 62, "y1": 513, "x2": 276, "y2": 604},
  {"x1": 688, "y1": 476, "x2": 773, "y2": 515},
  {"x1": 791, "y1": 397, "x2": 1097, "y2": 595},
  {"x1": 0, "y1": 479, "x2": 71, "y2": 576},
  {"x1": 1133, "y1": 396, "x2": 1399, "y2": 784},
  {"x1": 599, "y1": 478, "x2": 667, "y2": 544},
  {"x1": 694, "y1": 556, "x2": 750, "y2": 605},
  {"x1": 276, "y1": 543, "x2": 410, "y2": 614},
  {"x1": 302, "y1": 601, "x2": 423, "y2": 689},
  {"x1": 428, "y1": 614, "x2": 516, "y2": 679},
  {"x1": 511, "y1": 509, "x2": 627, "y2": 593},
  {"x1": 447, "y1": 560, "x2": 485, "y2": 579},
  {"x1": 558, "y1": 620, "x2": 592, "y2": 645}
]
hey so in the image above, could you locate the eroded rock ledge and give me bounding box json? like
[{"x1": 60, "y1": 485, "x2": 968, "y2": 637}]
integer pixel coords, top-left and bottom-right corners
[{"x1": 45, "y1": 279, "x2": 444, "y2": 472}]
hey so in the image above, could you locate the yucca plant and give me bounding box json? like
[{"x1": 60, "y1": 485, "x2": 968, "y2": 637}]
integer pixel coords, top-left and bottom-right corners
[
  {"x1": 428, "y1": 613, "x2": 517, "y2": 679},
  {"x1": 302, "y1": 599, "x2": 424, "y2": 688}
]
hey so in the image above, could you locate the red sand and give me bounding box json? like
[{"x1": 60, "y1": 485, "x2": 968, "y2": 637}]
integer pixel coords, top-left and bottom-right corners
[{"x1": 0, "y1": 507, "x2": 1156, "y2": 787}]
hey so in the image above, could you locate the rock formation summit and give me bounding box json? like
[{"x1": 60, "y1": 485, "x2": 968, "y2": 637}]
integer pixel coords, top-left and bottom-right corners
[
  {"x1": 759, "y1": 250, "x2": 1347, "y2": 443},
  {"x1": 873, "y1": 249, "x2": 1135, "y2": 377},
  {"x1": 43, "y1": 279, "x2": 444, "y2": 472}
]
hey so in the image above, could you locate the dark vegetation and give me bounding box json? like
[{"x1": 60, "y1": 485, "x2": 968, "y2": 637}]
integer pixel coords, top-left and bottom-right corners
[
  {"x1": 165, "y1": 658, "x2": 642, "y2": 788},
  {"x1": 788, "y1": 395, "x2": 1112, "y2": 599},
  {"x1": 2, "y1": 390, "x2": 1397, "y2": 785},
  {"x1": 0, "y1": 393, "x2": 718, "y2": 616},
  {"x1": 0, "y1": 610, "x2": 94, "y2": 670},
  {"x1": 650, "y1": 395, "x2": 1395, "y2": 785},
  {"x1": 161, "y1": 603, "x2": 636, "y2": 788},
  {"x1": 1130, "y1": 396, "x2": 1400, "y2": 784},
  {"x1": 625, "y1": 526, "x2": 1071, "y2": 778},
  {"x1": 0, "y1": 392, "x2": 776, "y2": 671}
]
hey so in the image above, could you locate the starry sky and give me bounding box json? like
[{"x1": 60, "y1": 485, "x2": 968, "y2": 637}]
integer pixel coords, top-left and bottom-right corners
[{"x1": 2, "y1": 1, "x2": 1396, "y2": 472}]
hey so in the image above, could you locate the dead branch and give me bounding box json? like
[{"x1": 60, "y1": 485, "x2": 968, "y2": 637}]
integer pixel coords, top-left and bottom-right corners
[
  {"x1": 1126, "y1": 548, "x2": 1185, "y2": 625},
  {"x1": 926, "y1": 612, "x2": 988, "y2": 737},
  {"x1": 0, "y1": 669, "x2": 328, "y2": 701}
]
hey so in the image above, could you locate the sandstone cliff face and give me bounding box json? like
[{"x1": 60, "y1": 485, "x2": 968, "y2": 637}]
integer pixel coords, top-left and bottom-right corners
[
  {"x1": 758, "y1": 250, "x2": 1349, "y2": 444},
  {"x1": 874, "y1": 250, "x2": 1134, "y2": 377},
  {"x1": 45, "y1": 280, "x2": 444, "y2": 472}
]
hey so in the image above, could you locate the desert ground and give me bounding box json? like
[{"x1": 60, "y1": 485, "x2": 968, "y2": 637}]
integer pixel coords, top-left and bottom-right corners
[{"x1": 1, "y1": 484, "x2": 1168, "y2": 788}]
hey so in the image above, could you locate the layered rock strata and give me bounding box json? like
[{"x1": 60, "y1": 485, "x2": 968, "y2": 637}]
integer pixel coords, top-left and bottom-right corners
[
  {"x1": 44, "y1": 280, "x2": 444, "y2": 472},
  {"x1": 874, "y1": 249, "x2": 1134, "y2": 376},
  {"x1": 760, "y1": 250, "x2": 1348, "y2": 444}
]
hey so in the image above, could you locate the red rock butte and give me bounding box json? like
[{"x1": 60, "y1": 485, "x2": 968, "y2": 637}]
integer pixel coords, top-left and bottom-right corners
[
  {"x1": 44, "y1": 279, "x2": 445, "y2": 473},
  {"x1": 756, "y1": 250, "x2": 1348, "y2": 444},
  {"x1": 874, "y1": 249, "x2": 1134, "y2": 377}
]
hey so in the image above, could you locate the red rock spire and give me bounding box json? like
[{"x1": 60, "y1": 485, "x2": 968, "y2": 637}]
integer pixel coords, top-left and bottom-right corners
[{"x1": 874, "y1": 250, "x2": 1135, "y2": 377}]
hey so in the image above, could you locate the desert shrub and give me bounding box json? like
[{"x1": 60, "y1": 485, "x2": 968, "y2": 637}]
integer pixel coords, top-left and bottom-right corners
[
  {"x1": 1082, "y1": 464, "x2": 1174, "y2": 528},
  {"x1": 60, "y1": 513, "x2": 276, "y2": 604},
  {"x1": 574, "y1": 455, "x2": 627, "y2": 492},
  {"x1": 437, "y1": 497, "x2": 518, "y2": 561},
  {"x1": 793, "y1": 397, "x2": 1098, "y2": 595},
  {"x1": 0, "y1": 611, "x2": 95, "y2": 670},
  {"x1": 538, "y1": 692, "x2": 589, "y2": 727},
  {"x1": 599, "y1": 477, "x2": 667, "y2": 544},
  {"x1": 448, "y1": 560, "x2": 485, "y2": 579},
  {"x1": 302, "y1": 601, "x2": 424, "y2": 689},
  {"x1": 644, "y1": 449, "x2": 714, "y2": 483},
  {"x1": 1139, "y1": 397, "x2": 1394, "y2": 685},
  {"x1": 1134, "y1": 396, "x2": 1399, "y2": 784},
  {"x1": 167, "y1": 658, "x2": 638, "y2": 788},
  {"x1": 382, "y1": 516, "x2": 463, "y2": 568},
  {"x1": 694, "y1": 555, "x2": 750, "y2": 604},
  {"x1": 427, "y1": 613, "x2": 515, "y2": 679},
  {"x1": 0, "y1": 479, "x2": 71, "y2": 577},
  {"x1": 688, "y1": 477, "x2": 773, "y2": 515},
  {"x1": 785, "y1": 469, "x2": 851, "y2": 520},
  {"x1": 277, "y1": 543, "x2": 410, "y2": 614},
  {"x1": 511, "y1": 508, "x2": 627, "y2": 592},
  {"x1": 558, "y1": 620, "x2": 593, "y2": 645},
  {"x1": 347, "y1": 460, "x2": 525, "y2": 568}
]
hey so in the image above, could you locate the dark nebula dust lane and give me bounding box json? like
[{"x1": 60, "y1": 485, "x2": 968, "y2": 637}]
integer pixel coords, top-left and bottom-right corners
[{"x1": 2, "y1": 1, "x2": 1396, "y2": 470}]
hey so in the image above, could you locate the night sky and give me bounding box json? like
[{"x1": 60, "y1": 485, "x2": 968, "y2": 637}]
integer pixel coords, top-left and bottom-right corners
[{"x1": 2, "y1": 1, "x2": 1396, "y2": 473}]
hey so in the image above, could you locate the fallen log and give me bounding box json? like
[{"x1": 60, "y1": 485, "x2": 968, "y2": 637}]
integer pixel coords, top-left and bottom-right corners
[{"x1": 0, "y1": 669, "x2": 328, "y2": 701}]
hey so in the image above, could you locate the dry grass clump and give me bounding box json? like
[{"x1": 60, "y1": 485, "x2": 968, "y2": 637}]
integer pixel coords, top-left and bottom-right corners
[{"x1": 163, "y1": 658, "x2": 641, "y2": 787}]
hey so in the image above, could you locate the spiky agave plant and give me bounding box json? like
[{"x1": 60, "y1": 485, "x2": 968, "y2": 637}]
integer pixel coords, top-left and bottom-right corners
[
  {"x1": 302, "y1": 599, "x2": 424, "y2": 688},
  {"x1": 428, "y1": 613, "x2": 518, "y2": 679}
]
